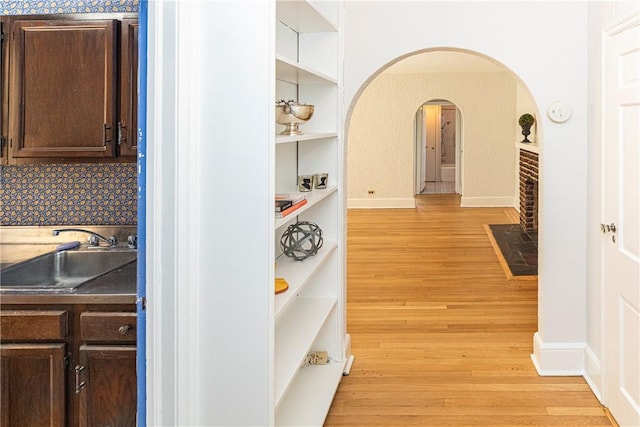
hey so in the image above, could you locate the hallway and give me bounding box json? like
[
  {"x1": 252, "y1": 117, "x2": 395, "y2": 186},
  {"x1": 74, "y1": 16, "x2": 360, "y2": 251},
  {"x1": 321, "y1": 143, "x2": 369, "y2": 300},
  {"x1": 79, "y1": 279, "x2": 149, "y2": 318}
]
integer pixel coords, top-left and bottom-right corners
[{"x1": 325, "y1": 194, "x2": 612, "y2": 426}]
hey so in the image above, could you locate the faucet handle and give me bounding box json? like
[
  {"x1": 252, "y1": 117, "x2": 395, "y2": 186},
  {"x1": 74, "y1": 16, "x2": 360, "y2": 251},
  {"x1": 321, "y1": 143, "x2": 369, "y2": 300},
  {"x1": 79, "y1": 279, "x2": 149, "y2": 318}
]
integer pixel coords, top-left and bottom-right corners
[
  {"x1": 127, "y1": 235, "x2": 138, "y2": 249},
  {"x1": 88, "y1": 235, "x2": 100, "y2": 247},
  {"x1": 108, "y1": 236, "x2": 118, "y2": 247}
]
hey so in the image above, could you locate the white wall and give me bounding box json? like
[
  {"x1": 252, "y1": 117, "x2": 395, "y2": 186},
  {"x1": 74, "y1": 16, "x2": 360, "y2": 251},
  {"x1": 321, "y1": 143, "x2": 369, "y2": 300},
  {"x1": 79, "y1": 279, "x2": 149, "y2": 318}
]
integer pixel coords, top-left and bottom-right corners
[
  {"x1": 347, "y1": 71, "x2": 517, "y2": 208},
  {"x1": 147, "y1": 1, "x2": 274, "y2": 425},
  {"x1": 344, "y1": 1, "x2": 589, "y2": 373}
]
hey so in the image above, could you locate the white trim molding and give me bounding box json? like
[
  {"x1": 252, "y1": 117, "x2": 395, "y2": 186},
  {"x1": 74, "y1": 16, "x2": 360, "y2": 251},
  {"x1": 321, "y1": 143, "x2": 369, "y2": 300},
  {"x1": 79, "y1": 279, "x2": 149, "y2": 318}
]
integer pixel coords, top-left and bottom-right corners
[
  {"x1": 460, "y1": 196, "x2": 516, "y2": 207},
  {"x1": 583, "y1": 344, "x2": 603, "y2": 402},
  {"x1": 530, "y1": 332, "x2": 585, "y2": 376},
  {"x1": 347, "y1": 198, "x2": 416, "y2": 209}
]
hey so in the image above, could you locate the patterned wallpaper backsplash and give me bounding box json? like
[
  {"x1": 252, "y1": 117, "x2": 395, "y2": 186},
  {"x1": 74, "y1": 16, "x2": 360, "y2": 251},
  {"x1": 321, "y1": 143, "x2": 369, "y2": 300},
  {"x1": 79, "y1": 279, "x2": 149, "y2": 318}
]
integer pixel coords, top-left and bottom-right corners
[
  {"x1": 0, "y1": 164, "x2": 137, "y2": 226},
  {"x1": 1, "y1": 0, "x2": 139, "y2": 226},
  {"x1": 1, "y1": 0, "x2": 139, "y2": 15}
]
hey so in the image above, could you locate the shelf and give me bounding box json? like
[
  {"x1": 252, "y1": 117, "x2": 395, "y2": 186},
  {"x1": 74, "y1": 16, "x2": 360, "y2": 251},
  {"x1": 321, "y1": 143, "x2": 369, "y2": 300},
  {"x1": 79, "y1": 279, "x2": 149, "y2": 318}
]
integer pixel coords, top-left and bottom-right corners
[
  {"x1": 276, "y1": 132, "x2": 337, "y2": 144},
  {"x1": 275, "y1": 362, "x2": 345, "y2": 426},
  {"x1": 275, "y1": 242, "x2": 337, "y2": 320},
  {"x1": 276, "y1": 0, "x2": 337, "y2": 33},
  {"x1": 276, "y1": 55, "x2": 337, "y2": 85},
  {"x1": 275, "y1": 186, "x2": 337, "y2": 229},
  {"x1": 274, "y1": 297, "x2": 337, "y2": 407}
]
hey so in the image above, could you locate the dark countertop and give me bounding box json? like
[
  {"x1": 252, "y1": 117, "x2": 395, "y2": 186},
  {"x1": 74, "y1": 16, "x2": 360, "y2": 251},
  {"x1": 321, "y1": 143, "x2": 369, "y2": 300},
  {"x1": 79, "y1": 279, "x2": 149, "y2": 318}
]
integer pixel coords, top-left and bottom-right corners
[{"x1": 0, "y1": 256, "x2": 137, "y2": 305}]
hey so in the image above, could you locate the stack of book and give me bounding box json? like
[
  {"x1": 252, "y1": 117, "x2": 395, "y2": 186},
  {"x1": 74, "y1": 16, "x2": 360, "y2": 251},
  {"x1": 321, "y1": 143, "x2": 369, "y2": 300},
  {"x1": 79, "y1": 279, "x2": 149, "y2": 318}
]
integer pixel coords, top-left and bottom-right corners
[{"x1": 275, "y1": 193, "x2": 308, "y2": 218}]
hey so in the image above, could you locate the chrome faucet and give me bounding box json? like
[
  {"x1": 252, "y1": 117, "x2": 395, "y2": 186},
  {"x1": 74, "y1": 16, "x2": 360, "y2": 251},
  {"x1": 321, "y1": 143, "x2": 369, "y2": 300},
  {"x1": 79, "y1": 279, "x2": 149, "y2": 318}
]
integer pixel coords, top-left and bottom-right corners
[
  {"x1": 126, "y1": 234, "x2": 138, "y2": 249},
  {"x1": 52, "y1": 228, "x2": 117, "y2": 247}
]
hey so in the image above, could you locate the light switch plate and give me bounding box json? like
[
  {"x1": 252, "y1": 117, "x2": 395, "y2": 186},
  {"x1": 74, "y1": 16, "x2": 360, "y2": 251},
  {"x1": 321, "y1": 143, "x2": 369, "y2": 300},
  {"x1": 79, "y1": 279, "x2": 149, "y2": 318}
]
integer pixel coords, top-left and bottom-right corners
[{"x1": 548, "y1": 101, "x2": 572, "y2": 123}]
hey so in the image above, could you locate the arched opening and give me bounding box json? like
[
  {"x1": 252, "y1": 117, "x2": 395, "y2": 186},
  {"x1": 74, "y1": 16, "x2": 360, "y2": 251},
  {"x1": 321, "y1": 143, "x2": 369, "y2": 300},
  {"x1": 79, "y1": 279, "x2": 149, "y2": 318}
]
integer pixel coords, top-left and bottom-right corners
[
  {"x1": 344, "y1": 46, "x2": 542, "y2": 346},
  {"x1": 414, "y1": 100, "x2": 462, "y2": 195},
  {"x1": 346, "y1": 48, "x2": 540, "y2": 211}
]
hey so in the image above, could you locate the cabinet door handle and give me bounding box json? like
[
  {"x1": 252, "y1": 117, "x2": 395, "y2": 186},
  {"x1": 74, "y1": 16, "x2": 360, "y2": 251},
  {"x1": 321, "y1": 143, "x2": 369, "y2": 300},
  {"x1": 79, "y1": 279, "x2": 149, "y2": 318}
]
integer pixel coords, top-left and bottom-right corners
[
  {"x1": 103, "y1": 123, "x2": 112, "y2": 145},
  {"x1": 118, "y1": 325, "x2": 132, "y2": 335},
  {"x1": 75, "y1": 365, "x2": 86, "y2": 394},
  {"x1": 117, "y1": 122, "x2": 126, "y2": 145}
]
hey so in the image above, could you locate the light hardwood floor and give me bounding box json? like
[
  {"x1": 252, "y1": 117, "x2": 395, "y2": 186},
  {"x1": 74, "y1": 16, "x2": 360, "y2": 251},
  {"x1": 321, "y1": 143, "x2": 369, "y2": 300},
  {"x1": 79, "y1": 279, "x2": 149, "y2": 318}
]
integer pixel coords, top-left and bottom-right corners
[{"x1": 324, "y1": 194, "x2": 613, "y2": 427}]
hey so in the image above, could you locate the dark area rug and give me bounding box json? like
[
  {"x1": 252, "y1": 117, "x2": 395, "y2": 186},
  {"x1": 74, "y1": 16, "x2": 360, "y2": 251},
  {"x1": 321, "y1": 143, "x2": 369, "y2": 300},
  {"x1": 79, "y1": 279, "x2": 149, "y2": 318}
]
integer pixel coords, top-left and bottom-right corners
[{"x1": 484, "y1": 224, "x2": 538, "y2": 279}]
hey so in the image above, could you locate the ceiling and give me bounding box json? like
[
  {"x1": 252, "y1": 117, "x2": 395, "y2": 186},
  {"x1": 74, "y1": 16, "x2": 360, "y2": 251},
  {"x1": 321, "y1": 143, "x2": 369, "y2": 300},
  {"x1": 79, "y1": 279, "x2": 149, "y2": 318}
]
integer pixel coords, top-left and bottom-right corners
[{"x1": 383, "y1": 50, "x2": 507, "y2": 74}]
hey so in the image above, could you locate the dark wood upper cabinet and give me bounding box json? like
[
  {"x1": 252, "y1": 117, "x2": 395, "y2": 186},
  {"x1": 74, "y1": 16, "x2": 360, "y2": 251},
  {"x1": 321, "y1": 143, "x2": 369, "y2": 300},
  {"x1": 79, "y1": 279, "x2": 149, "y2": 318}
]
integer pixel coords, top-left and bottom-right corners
[
  {"x1": 118, "y1": 18, "x2": 138, "y2": 157},
  {"x1": 1, "y1": 13, "x2": 138, "y2": 163},
  {"x1": 1, "y1": 20, "x2": 7, "y2": 164},
  {"x1": 9, "y1": 19, "x2": 118, "y2": 158}
]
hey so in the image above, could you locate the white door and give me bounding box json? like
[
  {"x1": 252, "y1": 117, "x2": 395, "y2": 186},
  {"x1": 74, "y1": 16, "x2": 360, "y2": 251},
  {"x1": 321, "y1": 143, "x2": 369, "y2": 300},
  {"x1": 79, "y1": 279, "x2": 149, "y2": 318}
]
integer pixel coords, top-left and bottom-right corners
[
  {"x1": 455, "y1": 108, "x2": 463, "y2": 194},
  {"x1": 425, "y1": 106, "x2": 439, "y2": 182},
  {"x1": 415, "y1": 107, "x2": 427, "y2": 193},
  {"x1": 603, "y1": 16, "x2": 640, "y2": 427}
]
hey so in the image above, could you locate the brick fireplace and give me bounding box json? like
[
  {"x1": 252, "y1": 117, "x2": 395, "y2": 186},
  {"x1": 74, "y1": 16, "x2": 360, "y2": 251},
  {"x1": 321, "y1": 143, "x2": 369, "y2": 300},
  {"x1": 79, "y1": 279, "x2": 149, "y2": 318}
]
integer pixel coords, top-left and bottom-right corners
[{"x1": 519, "y1": 149, "x2": 539, "y2": 232}]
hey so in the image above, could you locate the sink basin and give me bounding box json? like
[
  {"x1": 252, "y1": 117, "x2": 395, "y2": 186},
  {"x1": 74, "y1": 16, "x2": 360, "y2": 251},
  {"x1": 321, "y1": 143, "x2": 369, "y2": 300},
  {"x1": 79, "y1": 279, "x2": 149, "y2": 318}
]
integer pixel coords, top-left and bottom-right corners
[{"x1": 0, "y1": 250, "x2": 137, "y2": 292}]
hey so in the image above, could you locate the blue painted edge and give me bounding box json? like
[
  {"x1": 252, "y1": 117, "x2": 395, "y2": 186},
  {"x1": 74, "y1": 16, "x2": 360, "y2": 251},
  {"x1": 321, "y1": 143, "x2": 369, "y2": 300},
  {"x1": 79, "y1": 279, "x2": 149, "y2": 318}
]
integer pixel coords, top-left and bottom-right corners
[{"x1": 136, "y1": 1, "x2": 148, "y2": 425}]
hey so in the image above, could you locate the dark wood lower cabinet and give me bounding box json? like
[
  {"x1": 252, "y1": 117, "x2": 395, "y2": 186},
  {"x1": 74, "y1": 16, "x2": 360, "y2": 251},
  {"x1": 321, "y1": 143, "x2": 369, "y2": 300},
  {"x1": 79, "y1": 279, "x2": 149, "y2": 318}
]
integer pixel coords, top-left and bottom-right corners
[
  {"x1": 78, "y1": 346, "x2": 137, "y2": 427},
  {"x1": 0, "y1": 343, "x2": 66, "y2": 427},
  {"x1": 0, "y1": 304, "x2": 136, "y2": 427}
]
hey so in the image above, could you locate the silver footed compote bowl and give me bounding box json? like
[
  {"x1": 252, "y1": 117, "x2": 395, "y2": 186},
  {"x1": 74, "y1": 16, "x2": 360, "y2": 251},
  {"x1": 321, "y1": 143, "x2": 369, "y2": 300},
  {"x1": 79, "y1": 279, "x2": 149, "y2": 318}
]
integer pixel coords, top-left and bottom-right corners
[{"x1": 276, "y1": 100, "x2": 314, "y2": 135}]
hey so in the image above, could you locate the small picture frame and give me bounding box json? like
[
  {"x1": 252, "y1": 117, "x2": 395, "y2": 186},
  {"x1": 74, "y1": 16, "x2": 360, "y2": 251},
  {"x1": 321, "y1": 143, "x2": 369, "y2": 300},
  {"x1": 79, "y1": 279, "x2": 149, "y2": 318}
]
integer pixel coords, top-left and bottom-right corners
[
  {"x1": 298, "y1": 175, "x2": 313, "y2": 192},
  {"x1": 314, "y1": 173, "x2": 328, "y2": 189}
]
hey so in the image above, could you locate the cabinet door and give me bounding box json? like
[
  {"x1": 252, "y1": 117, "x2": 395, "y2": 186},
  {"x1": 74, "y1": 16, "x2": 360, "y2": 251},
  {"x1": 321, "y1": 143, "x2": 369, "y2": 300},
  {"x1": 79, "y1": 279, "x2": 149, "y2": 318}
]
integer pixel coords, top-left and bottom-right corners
[
  {"x1": 118, "y1": 18, "x2": 138, "y2": 157},
  {"x1": 0, "y1": 343, "x2": 66, "y2": 427},
  {"x1": 1, "y1": 19, "x2": 6, "y2": 164},
  {"x1": 8, "y1": 19, "x2": 117, "y2": 158},
  {"x1": 78, "y1": 345, "x2": 136, "y2": 427}
]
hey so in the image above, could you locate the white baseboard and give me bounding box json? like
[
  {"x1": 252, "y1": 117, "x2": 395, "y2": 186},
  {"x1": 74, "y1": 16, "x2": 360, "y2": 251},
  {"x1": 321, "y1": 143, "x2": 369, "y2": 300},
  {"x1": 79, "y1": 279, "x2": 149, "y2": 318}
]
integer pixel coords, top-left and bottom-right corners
[
  {"x1": 347, "y1": 198, "x2": 416, "y2": 209},
  {"x1": 583, "y1": 344, "x2": 603, "y2": 402},
  {"x1": 530, "y1": 332, "x2": 585, "y2": 376},
  {"x1": 460, "y1": 196, "x2": 516, "y2": 207}
]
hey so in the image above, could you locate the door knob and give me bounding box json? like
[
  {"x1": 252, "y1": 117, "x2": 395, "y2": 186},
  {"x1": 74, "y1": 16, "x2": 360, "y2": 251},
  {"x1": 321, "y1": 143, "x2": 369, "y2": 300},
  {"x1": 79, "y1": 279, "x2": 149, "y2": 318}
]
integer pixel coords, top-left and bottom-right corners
[
  {"x1": 118, "y1": 325, "x2": 132, "y2": 335},
  {"x1": 600, "y1": 223, "x2": 617, "y2": 233}
]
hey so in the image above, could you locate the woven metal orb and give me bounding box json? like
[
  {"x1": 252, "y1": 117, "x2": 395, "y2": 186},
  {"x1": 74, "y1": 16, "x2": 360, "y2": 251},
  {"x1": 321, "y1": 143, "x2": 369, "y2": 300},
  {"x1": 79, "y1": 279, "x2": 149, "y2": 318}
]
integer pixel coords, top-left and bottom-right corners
[{"x1": 280, "y1": 221, "x2": 324, "y2": 261}]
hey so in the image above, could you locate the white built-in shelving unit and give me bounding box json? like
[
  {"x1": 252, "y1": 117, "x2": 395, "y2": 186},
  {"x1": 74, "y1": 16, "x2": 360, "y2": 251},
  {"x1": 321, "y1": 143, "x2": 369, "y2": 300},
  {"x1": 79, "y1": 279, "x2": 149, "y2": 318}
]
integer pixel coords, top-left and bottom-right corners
[
  {"x1": 273, "y1": 1, "x2": 349, "y2": 425},
  {"x1": 146, "y1": 1, "x2": 348, "y2": 425}
]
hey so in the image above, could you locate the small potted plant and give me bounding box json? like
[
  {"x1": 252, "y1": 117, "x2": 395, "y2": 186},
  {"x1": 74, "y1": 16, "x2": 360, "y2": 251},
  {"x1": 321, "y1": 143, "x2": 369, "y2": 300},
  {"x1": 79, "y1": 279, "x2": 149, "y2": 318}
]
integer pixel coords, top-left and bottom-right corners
[{"x1": 518, "y1": 113, "x2": 535, "y2": 143}]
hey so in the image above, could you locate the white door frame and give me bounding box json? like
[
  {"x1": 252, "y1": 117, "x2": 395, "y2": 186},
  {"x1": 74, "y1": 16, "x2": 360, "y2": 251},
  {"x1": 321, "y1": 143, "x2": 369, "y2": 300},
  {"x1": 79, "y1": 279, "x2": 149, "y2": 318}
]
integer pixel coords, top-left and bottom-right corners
[
  {"x1": 413, "y1": 100, "x2": 462, "y2": 195},
  {"x1": 414, "y1": 106, "x2": 426, "y2": 194},
  {"x1": 146, "y1": 1, "x2": 275, "y2": 425},
  {"x1": 455, "y1": 108, "x2": 463, "y2": 195}
]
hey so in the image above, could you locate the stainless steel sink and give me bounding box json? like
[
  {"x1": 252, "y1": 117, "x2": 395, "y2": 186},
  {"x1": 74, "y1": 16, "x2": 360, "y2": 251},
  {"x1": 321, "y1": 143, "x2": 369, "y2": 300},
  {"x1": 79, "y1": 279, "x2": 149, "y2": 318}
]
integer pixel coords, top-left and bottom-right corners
[{"x1": 0, "y1": 250, "x2": 137, "y2": 292}]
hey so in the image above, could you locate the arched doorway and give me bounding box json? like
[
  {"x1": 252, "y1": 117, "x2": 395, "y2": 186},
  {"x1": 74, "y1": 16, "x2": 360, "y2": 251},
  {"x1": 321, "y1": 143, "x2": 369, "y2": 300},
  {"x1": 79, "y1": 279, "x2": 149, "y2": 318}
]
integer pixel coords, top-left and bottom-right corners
[
  {"x1": 414, "y1": 100, "x2": 462, "y2": 195},
  {"x1": 346, "y1": 48, "x2": 538, "y2": 210}
]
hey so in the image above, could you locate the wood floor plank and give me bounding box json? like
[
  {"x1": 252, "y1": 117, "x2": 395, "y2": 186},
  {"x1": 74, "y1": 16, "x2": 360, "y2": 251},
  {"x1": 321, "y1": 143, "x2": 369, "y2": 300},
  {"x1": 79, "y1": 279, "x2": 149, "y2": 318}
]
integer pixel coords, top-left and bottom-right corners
[{"x1": 324, "y1": 194, "x2": 611, "y2": 426}]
